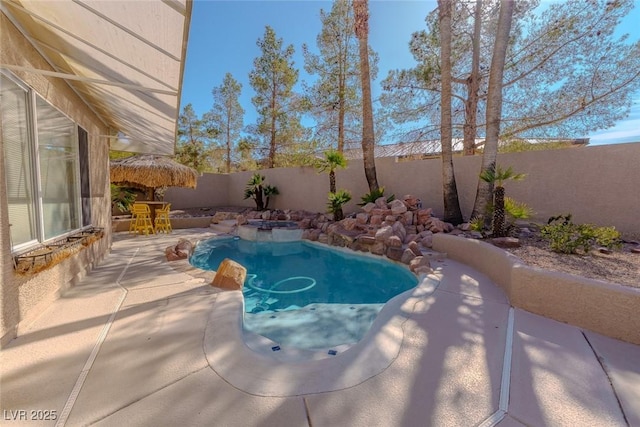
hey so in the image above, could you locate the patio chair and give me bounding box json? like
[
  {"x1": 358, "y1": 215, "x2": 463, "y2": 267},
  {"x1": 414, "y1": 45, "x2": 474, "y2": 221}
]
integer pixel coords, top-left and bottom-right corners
[
  {"x1": 130, "y1": 203, "x2": 155, "y2": 235},
  {"x1": 154, "y1": 203, "x2": 172, "y2": 233}
]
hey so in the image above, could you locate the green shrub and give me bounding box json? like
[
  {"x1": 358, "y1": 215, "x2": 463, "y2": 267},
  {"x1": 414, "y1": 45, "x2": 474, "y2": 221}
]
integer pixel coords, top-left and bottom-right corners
[
  {"x1": 110, "y1": 184, "x2": 136, "y2": 213},
  {"x1": 504, "y1": 197, "x2": 534, "y2": 220},
  {"x1": 541, "y1": 215, "x2": 622, "y2": 254},
  {"x1": 358, "y1": 186, "x2": 394, "y2": 206},
  {"x1": 469, "y1": 216, "x2": 485, "y2": 232},
  {"x1": 327, "y1": 189, "x2": 352, "y2": 221}
]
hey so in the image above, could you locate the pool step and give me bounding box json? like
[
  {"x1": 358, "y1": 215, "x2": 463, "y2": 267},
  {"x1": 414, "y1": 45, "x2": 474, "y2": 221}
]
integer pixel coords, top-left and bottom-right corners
[{"x1": 210, "y1": 219, "x2": 237, "y2": 234}]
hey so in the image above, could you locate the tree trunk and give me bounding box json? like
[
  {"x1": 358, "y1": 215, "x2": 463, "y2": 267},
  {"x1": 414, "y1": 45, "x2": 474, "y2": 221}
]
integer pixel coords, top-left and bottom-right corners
[
  {"x1": 329, "y1": 170, "x2": 337, "y2": 194},
  {"x1": 471, "y1": 0, "x2": 514, "y2": 223},
  {"x1": 269, "y1": 80, "x2": 277, "y2": 168},
  {"x1": 338, "y1": 70, "x2": 346, "y2": 153},
  {"x1": 463, "y1": 0, "x2": 482, "y2": 156},
  {"x1": 493, "y1": 185, "x2": 506, "y2": 237},
  {"x1": 226, "y1": 116, "x2": 231, "y2": 173},
  {"x1": 353, "y1": 0, "x2": 379, "y2": 193},
  {"x1": 439, "y1": 0, "x2": 464, "y2": 225},
  {"x1": 256, "y1": 185, "x2": 264, "y2": 211}
]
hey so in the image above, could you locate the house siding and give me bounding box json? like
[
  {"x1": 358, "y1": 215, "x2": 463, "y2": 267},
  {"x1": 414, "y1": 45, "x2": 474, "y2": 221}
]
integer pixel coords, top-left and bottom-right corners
[{"x1": 1, "y1": 13, "x2": 112, "y2": 347}]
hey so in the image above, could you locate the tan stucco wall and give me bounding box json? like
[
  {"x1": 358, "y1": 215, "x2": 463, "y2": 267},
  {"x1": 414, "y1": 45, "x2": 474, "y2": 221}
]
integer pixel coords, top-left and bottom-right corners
[
  {"x1": 433, "y1": 234, "x2": 640, "y2": 344},
  {"x1": 1, "y1": 14, "x2": 111, "y2": 347},
  {"x1": 168, "y1": 143, "x2": 639, "y2": 236},
  {"x1": 164, "y1": 173, "x2": 229, "y2": 209}
]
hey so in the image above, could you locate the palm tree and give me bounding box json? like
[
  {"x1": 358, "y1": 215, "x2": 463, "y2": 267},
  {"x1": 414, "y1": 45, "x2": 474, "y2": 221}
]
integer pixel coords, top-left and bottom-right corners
[
  {"x1": 263, "y1": 185, "x2": 279, "y2": 210},
  {"x1": 438, "y1": 0, "x2": 464, "y2": 225},
  {"x1": 471, "y1": 0, "x2": 514, "y2": 224},
  {"x1": 480, "y1": 165, "x2": 525, "y2": 237},
  {"x1": 316, "y1": 150, "x2": 348, "y2": 194},
  {"x1": 353, "y1": 0, "x2": 379, "y2": 193}
]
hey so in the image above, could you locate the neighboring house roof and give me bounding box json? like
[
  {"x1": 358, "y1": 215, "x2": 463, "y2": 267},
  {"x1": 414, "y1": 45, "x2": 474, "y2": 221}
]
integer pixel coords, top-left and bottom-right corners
[
  {"x1": 343, "y1": 138, "x2": 590, "y2": 160},
  {"x1": 0, "y1": 0, "x2": 192, "y2": 155}
]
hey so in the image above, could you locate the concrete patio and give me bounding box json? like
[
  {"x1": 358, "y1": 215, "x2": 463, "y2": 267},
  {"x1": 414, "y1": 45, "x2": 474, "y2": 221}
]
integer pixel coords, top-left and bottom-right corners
[{"x1": 1, "y1": 229, "x2": 638, "y2": 427}]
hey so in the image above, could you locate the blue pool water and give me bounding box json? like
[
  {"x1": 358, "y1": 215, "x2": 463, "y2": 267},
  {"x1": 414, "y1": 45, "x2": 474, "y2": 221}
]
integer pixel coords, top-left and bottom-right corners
[{"x1": 190, "y1": 237, "x2": 418, "y2": 351}]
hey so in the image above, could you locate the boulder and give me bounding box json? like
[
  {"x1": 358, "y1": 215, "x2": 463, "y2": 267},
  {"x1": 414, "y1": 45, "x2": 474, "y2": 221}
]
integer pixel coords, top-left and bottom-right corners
[
  {"x1": 390, "y1": 199, "x2": 408, "y2": 215},
  {"x1": 409, "y1": 256, "x2": 431, "y2": 272},
  {"x1": 402, "y1": 195, "x2": 420, "y2": 210},
  {"x1": 356, "y1": 213, "x2": 369, "y2": 224},
  {"x1": 403, "y1": 211, "x2": 414, "y2": 225},
  {"x1": 408, "y1": 241, "x2": 422, "y2": 256},
  {"x1": 236, "y1": 214, "x2": 247, "y2": 226},
  {"x1": 417, "y1": 209, "x2": 432, "y2": 225},
  {"x1": 420, "y1": 235, "x2": 433, "y2": 248},
  {"x1": 386, "y1": 246, "x2": 404, "y2": 261},
  {"x1": 370, "y1": 215, "x2": 383, "y2": 226},
  {"x1": 362, "y1": 202, "x2": 376, "y2": 213},
  {"x1": 375, "y1": 197, "x2": 388, "y2": 208},
  {"x1": 387, "y1": 235, "x2": 403, "y2": 247},
  {"x1": 341, "y1": 217, "x2": 357, "y2": 231},
  {"x1": 370, "y1": 241, "x2": 386, "y2": 255},
  {"x1": 211, "y1": 258, "x2": 247, "y2": 290},
  {"x1": 375, "y1": 225, "x2": 394, "y2": 242},
  {"x1": 401, "y1": 248, "x2": 417, "y2": 264},
  {"x1": 491, "y1": 237, "x2": 521, "y2": 248}
]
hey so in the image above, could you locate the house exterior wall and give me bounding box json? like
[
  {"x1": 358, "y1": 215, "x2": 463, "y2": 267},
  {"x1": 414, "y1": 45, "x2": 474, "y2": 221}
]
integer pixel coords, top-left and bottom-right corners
[
  {"x1": 168, "y1": 143, "x2": 639, "y2": 237},
  {"x1": 1, "y1": 14, "x2": 112, "y2": 347}
]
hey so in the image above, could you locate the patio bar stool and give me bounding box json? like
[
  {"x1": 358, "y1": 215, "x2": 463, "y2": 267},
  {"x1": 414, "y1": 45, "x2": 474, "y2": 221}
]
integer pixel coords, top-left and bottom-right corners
[
  {"x1": 131, "y1": 203, "x2": 155, "y2": 235},
  {"x1": 154, "y1": 203, "x2": 172, "y2": 234}
]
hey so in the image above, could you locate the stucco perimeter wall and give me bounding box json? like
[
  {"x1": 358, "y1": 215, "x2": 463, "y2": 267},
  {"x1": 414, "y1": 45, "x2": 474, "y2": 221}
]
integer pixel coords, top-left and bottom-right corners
[
  {"x1": 1, "y1": 14, "x2": 111, "y2": 347},
  {"x1": 433, "y1": 234, "x2": 640, "y2": 345},
  {"x1": 164, "y1": 173, "x2": 229, "y2": 209},
  {"x1": 172, "y1": 143, "x2": 639, "y2": 236}
]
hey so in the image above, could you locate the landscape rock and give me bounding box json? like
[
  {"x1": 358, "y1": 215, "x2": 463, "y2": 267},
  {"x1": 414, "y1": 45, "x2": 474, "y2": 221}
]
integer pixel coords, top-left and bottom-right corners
[
  {"x1": 414, "y1": 266, "x2": 433, "y2": 275},
  {"x1": 370, "y1": 241, "x2": 386, "y2": 255},
  {"x1": 491, "y1": 237, "x2": 521, "y2": 248},
  {"x1": 375, "y1": 197, "x2": 388, "y2": 208},
  {"x1": 408, "y1": 241, "x2": 422, "y2": 256},
  {"x1": 386, "y1": 246, "x2": 404, "y2": 261},
  {"x1": 375, "y1": 225, "x2": 394, "y2": 242},
  {"x1": 416, "y1": 208, "x2": 433, "y2": 225},
  {"x1": 387, "y1": 235, "x2": 403, "y2": 248},
  {"x1": 390, "y1": 199, "x2": 408, "y2": 215},
  {"x1": 402, "y1": 195, "x2": 420, "y2": 210},
  {"x1": 211, "y1": 258, "x2": 247, "y2": 290},
  {"x1": 356, "y1": 213, "x2": 369, "y2": 224},
  {"x1": 362, "y1": 202, "x2": 377, "y2": 213},
  {"x1": 401, "y1": 248, "x2": 417, "y2": 264}
]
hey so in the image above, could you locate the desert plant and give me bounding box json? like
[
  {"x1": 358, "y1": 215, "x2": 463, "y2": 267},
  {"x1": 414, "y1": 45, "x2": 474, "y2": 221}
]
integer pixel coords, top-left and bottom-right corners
[
  {"x1": 469, "y1": 216, "x2": 485, "y2": 232},
  {"x1": 479, "y1": 165, "x2": 526, "y2": 237},
  {"x1": 358, "y1": 186, "x2": 395, "y2": 206},
  {"x1": 327, "y1": 189, "x2": 352, "y2": 221},
  {"x1": 541, "y1": 215, "x2": 622, "y2": 254},
  {"x1": 316, "y1": 150, "x2": 347, "y2": 194},
  {"x1": 110, "y1": 184, "x2": 136, "y2": 213},
  {"x1": 244, "y1": 173, "x2": 279, "y2": 211},
  {"x1": 262, "y1": 185, "x2": 280, "y2": 211}
]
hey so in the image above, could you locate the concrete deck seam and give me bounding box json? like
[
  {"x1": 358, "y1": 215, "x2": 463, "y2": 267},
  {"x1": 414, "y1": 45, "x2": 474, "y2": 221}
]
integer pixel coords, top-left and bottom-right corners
[
  {"x1": 582, "y1": 331, "x2": 630, "y2": 426},
  {"x1": 434, "y1": 287, "x2": 510, "y2": 305},
  {"x1": 55, "y1": 248, "x2": 139, "y2": 427},
  {"x1": 477, "y1": 306, "x2": 515, "y2": 427},
  {"x1": 303, "y1": 397, "x2": 312, "y2": 427},
  {"x1": 88, "y1": 367, "x2": 210, "y2": 425}
]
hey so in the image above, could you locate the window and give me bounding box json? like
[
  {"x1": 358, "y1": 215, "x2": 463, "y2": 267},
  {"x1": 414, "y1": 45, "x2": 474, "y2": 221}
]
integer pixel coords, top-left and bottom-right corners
[{"x1": 1, "y1": 71, "x2": 85, "y2": 252}]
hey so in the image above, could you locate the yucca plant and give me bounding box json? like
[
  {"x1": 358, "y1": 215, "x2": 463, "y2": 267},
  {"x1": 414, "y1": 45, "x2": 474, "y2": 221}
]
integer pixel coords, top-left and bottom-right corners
[
  {"x1": 244, "y1": 173, "x2": 279, "y2": 211},
  {"x1": 479, "y1": 166, "x2": 526, "y2": 237},
  {"x1": 358, "y1": 186, "x2": 395, "y2": 206},
  {"x1": 327, "y1": 189, "x2": 352, "y2": 221},
  {"x1": 263, "y1": 185, "x2": 279, "y2": 210}
]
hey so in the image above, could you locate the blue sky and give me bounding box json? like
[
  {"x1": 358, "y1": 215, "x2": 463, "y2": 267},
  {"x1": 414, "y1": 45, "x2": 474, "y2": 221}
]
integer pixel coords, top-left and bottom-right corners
[{"x1": 180, "y1": 0, "x2": 640, "y2": 146}]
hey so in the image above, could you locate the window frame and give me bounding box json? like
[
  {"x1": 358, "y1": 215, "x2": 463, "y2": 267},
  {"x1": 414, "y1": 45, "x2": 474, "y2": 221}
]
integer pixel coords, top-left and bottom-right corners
[{"x1": 1, "y1": 69, "x2": 87, "y2": 255}]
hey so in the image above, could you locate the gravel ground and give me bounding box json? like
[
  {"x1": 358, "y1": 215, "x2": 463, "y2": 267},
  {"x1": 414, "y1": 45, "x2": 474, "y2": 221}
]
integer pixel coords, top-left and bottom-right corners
[
  {"x1": 505, "y1": 233, "x2": 640, "y2": 289},
  {"x1": 168, "y1": 206, "x2": 639, "y2": 289}
]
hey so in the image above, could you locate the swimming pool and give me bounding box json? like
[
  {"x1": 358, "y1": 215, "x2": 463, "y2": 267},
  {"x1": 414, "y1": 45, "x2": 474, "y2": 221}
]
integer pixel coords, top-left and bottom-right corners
[{"x1": 190, "y1": 237, "x2": 417, "y2": 350}]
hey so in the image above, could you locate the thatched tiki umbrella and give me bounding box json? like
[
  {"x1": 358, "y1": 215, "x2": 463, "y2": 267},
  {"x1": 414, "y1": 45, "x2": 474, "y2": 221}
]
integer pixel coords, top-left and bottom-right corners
[{"x1": 110, "y1": 155, "x2": 198, "y2": 200}]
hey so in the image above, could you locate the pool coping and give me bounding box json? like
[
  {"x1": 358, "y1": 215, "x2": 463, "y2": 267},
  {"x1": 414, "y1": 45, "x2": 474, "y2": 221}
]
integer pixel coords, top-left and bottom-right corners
[{"x1": 203, "y1": 272, "x2": 441, "y2": 397}]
